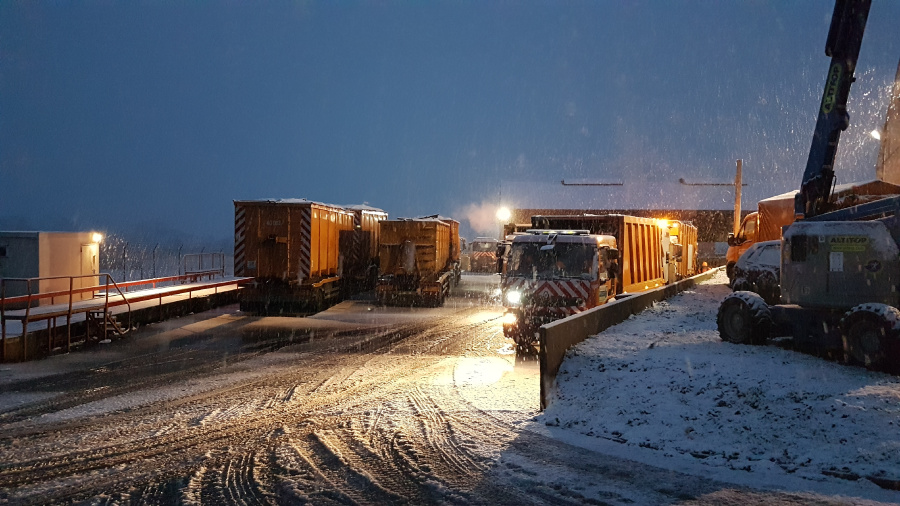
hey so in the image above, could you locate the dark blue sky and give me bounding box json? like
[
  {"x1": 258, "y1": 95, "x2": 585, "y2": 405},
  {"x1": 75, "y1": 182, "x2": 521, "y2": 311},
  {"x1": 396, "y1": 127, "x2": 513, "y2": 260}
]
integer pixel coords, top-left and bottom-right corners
[{"x1": 2, "y1": 1, "x2": 899, "y2": 242}]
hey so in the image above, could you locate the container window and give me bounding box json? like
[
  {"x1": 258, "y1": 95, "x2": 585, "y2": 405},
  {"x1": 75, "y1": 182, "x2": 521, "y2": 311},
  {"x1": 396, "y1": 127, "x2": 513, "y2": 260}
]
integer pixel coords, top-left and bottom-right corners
[{"x1": 790, "y1": 234, "x2": 808, "y2": 261}]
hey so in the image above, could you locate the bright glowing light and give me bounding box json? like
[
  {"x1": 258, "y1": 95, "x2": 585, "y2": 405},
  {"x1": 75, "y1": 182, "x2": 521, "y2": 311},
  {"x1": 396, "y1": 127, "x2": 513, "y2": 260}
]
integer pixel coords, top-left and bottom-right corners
[
  {"x1": 505, "y1": 290, "x2": 522, "y2": 305},
  {"x1": 454, "y1": 357, "x2": 512, "y2": 386},
  {"x1": 655, "y1": 219, "x2": 669, "y2": 229},
  {"x1": 871, "y1": 129, "x2": 882, "y2": 140},
  {"x1": 91, "y1": 232, "x2": 103, "y2": 243},
  {"x1": 496, "y1": 207, "x2": 511, "y2": 222},
  {"x1": 501, "y1": 312, "x2": 518, "y2": 324}
]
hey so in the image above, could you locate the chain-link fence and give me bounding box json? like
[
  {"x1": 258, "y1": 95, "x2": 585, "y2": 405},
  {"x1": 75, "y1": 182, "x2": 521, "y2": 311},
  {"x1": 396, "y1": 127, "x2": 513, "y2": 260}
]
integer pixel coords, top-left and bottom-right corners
[{"x1": 99, "y1": 233, "x2": 233, "y2": 282}]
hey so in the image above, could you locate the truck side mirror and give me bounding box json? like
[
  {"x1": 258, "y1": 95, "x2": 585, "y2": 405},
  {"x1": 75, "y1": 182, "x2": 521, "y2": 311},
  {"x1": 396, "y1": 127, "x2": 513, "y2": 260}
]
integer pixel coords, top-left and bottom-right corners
[{"x1": 607, "y1": 248, "x2": 619, "y2": 260}]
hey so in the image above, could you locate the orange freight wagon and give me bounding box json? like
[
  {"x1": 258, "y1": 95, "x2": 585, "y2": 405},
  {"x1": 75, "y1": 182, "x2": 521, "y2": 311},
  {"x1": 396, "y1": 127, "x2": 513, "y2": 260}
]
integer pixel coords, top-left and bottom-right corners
[
  {"x1": 341, "y1": 205, "x2": 389, "y2": 294},
  {"x1": 234, "y1": 199, "x2": 355, "y2": 315},
  {"x1": 376, "y1": 216, "x2": 461, "y2": 306}
]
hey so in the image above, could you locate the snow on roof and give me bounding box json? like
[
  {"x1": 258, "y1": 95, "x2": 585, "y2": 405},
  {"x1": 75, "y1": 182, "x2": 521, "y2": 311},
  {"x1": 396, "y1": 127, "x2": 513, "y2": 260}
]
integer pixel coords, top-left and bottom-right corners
[
  {"x1": 414, "y1": 214, "x2": 459, "y2": 224},
  {"x1": 343, "y1": 204, "x2": 387, "y2": 213},
  {"x1": 234, "y1": 198, "x2": 347, "y2": 209},
  {"x1": 392, "y1": 217, "x2": 447, "y2": 223},
  {"x1": 501, "y1": 180, "x2": 784, "y2": 211}
]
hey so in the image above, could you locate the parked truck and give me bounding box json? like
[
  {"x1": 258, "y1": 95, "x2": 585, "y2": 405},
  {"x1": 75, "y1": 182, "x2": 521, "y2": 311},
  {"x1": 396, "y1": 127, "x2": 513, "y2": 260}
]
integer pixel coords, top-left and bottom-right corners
[
  {"x1": 468, "y1": 237, "x2": 499, "y2": 273},
  {"x1": 376, "y1": 216, "x2": 461, "y2": 306},
  {"x1": 234, "y1": 199, "x2": 386, "y2": 315},
  {"x1": 501, "y1": 214, "x2": 698, "y2": 348},
  {"x1": 725, "y1": 193, "x2": 795, "y2": 280}
]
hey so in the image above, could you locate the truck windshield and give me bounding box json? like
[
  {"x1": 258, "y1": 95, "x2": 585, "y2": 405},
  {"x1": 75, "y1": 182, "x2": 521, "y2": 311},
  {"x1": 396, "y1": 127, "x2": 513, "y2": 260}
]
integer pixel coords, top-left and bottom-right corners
[
  {"x1": 472, "y1": 242, "x2": 495, "y2": 252},
  {"x1": 507, "y1": 242, "x2": 597, "y2": 280}
]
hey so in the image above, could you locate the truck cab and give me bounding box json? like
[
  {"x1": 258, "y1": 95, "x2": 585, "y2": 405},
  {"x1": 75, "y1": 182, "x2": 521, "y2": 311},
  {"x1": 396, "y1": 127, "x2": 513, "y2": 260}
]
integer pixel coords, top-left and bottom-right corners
[
  {"x1": 726, "y1": 212, "x2": 758, "y2": 280},
  {"x1": 500, "y1": 230, "x2": 618, "y2": 348},
  {"x1": 469, "y1": 237, "x2": 500, "y2": 272}
]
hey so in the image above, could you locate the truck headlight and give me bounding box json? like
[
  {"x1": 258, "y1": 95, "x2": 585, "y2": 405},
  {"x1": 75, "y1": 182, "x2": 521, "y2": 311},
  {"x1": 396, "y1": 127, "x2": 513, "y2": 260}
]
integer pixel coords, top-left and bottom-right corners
[
  {"x1": 501, "y1": 312, "x2": 518, "y2": 325},
  {"x1": 505, "y1": 290, "x2": 522, "y2": 305}
]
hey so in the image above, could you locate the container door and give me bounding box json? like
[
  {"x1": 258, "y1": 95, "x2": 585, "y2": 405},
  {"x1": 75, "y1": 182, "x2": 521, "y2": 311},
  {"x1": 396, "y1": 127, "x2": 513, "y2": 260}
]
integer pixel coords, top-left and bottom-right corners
[
  {"x1": 260, "y1": 206, "x2": 289, "y2": 280},
  {"x1": 81, "y1": 243, "x2": 99, "y2": 301}
]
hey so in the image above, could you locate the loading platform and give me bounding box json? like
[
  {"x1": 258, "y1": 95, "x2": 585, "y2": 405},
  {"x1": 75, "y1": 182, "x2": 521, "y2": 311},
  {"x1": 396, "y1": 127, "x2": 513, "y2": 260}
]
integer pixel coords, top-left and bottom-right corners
[{"x1": 1, "y1": 272, "x2": 252, "y2": 362}]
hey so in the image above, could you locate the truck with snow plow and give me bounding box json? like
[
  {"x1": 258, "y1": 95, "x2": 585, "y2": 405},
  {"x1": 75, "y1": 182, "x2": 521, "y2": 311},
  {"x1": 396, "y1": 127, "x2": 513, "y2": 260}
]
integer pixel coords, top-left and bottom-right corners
[
  {"x1": 716, "y1": 0, "x2": 900, "y2": 373},
  {"x1": 531, "y1": 214, "x2": 699, "y2": 293},
  {"x1": 500, "y1": 229, "x2": 619, "y2": 348},
  {"x1": 375, "y1": 216, "x2": 461, "y2": 306},
  {"x1": 501, "y1": 214, "x2": 698, "y2": 348}
]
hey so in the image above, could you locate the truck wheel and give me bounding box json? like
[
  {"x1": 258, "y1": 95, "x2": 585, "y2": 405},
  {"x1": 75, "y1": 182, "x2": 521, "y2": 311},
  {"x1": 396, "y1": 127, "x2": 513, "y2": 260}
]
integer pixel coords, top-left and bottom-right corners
[
  {"x1": 717, "y1": 291, "x2": 772, "y2": 345},
  {"x1": 841, "y1": 304, "x2": 900, "y2": 371},
  {"x1": 731, "y1": 277, "x2": 751, "y2": 292}
]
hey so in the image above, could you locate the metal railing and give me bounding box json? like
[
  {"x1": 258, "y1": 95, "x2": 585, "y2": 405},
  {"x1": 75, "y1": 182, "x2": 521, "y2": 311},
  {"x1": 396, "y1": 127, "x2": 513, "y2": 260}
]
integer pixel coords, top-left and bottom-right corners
[
  {"x1": 0, "y1": 270, "x2": 251, "y2": 362},
  {"x1": 183, "y1": 252, "x2": 226, "y2": 276},
  {"x1": 0, "y1": 274, "x2": 131, "y2": 361}
]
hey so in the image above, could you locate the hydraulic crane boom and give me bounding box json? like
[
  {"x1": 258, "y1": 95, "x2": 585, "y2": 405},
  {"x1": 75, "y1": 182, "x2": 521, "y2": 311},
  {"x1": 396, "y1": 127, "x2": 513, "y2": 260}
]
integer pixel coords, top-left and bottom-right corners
[{"x1": 795, "y1": 0, "x2": 871, "y2": 219}]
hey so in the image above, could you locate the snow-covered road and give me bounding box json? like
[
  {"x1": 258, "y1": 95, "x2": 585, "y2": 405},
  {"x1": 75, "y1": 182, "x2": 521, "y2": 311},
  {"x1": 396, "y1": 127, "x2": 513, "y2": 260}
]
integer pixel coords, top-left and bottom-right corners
[{"x1": 535, "y1": 270, "x2": 900, "y2": 504}]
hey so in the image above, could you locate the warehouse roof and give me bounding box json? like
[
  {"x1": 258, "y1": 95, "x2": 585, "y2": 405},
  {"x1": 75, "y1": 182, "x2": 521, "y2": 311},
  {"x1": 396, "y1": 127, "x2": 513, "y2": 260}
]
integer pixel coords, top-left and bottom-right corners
[
  {"x1": 501, "y1": 179, "x2": 900, "y2": 212},
  {"x1": 500, "y1": 180, "x2": 779, "y2": 212}
]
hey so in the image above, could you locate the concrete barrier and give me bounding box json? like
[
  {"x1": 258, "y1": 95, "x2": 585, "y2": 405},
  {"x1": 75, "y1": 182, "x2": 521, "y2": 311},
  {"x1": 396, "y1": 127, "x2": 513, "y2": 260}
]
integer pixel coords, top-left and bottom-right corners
[{"x1": 539, "y1": 267, "x2": 722, "y2": 409}]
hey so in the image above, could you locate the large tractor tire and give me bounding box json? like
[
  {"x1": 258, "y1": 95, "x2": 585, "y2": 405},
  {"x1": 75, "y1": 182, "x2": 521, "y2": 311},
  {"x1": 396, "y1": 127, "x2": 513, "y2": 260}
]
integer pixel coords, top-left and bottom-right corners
[
  {"x1": 717, "y1": 291, "x2": 772, "y2": 345},
  {"x1": 841, "y1": 304, "x2": 900, "y2": 372}
]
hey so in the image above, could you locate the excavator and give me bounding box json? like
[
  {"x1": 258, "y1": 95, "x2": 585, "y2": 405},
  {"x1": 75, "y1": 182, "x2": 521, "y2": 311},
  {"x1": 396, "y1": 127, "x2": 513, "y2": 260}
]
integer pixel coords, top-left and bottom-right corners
[{"x1": 717, "y1": 0, "x2": 900, "y2": 372}]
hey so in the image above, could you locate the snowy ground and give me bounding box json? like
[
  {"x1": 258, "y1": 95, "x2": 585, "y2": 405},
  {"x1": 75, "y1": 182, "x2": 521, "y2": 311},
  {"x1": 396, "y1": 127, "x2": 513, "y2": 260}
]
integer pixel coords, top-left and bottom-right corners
[{"x1": 532, "y1": 270, "x2": 900, "y2": 503}]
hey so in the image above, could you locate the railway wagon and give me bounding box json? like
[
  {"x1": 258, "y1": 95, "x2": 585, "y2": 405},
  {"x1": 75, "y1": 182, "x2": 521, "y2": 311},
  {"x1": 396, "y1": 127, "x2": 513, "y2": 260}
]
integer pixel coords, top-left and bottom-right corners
[
  {"x1": 376, "y1": 216, "x2": 461, "y2": 306},
  {"x1": 234, "y1": 199, "x2": 355, "y2": 315},
  {"x1": 340, "y1": 205, "x2": 389, "y2": 295}
]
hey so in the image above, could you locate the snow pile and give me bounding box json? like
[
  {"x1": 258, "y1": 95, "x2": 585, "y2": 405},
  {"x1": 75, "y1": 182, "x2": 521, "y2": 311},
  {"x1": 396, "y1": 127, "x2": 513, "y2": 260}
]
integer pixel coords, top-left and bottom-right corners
[{"x1": 539, "y1": 270, "x2": 900, "y2": 497}]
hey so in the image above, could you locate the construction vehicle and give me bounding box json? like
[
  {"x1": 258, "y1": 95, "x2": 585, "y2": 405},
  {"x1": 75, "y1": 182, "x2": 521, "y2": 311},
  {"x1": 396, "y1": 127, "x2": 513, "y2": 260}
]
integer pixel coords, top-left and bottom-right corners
[
  {"x1": 725, "y1": 182, "x2": 900, "y2": 280},
  {"x1": 501, "y1": 214, "x2": 698, "y2": 347},
  {"x1": 234, "y1": 199, "x2": 386, "y2": 315},
  {"x1": 469, "y1": 237, "x2": 499, "y2": 273},
  {"x1": 375, "y1": 216, "x2": 461, "y2": 306},
  {"x1": 717, "y1": 0, "x2": 900, "y2": 372}
]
